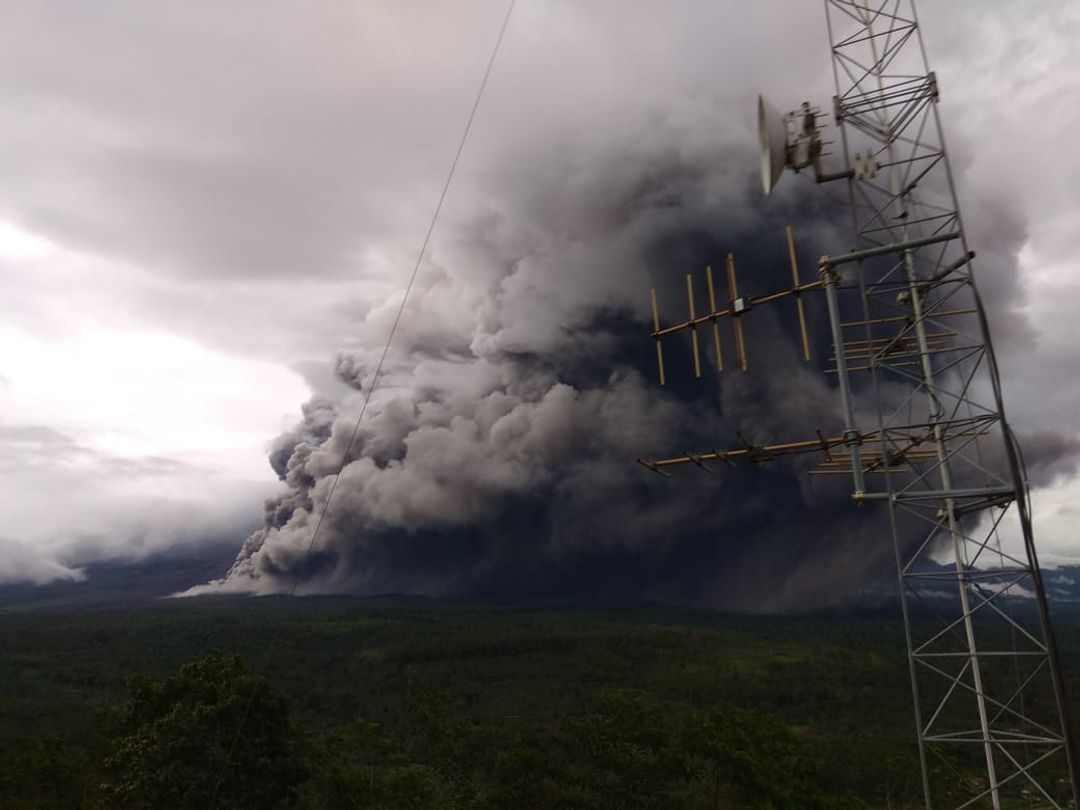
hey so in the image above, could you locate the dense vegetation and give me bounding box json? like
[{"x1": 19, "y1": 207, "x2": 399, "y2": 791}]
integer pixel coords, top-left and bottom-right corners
[{"x1": 2, "y1": 596, "x2": 1079, "y2": 808}]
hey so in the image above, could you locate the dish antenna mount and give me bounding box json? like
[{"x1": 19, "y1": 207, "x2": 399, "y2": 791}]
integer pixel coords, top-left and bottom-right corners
[{"x1": 758, "y1": 94, "x2": 872, "y2": 195}]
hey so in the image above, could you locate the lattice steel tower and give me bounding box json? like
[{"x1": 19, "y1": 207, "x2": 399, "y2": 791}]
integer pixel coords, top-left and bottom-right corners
[{"x1": 640, "y1": 2, "x2": 1078, "y2": 806}]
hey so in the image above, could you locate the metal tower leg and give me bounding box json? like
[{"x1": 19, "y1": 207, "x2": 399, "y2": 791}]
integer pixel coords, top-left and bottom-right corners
[{"x1": 822, "y1": 1, "x2": 1078, "y2": 805}]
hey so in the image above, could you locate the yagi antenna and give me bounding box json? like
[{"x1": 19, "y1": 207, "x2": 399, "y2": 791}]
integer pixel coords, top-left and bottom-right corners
[{"x1": 648, "y1": 226, "x2": 821, "y2": 384}]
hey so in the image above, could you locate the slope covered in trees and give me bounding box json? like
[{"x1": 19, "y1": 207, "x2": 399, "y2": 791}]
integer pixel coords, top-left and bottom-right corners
[{"x1": 2, "y1": 597, "x2": 1078, "y2": 807}]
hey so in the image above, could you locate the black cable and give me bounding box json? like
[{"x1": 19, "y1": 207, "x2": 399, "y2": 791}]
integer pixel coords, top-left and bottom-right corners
[
  {"x1": 206, "y1": 2, "x2": 516, "y2": 804},
  {"x1": 971, "y1": 280, "x2": 1080, "y2": 801}
]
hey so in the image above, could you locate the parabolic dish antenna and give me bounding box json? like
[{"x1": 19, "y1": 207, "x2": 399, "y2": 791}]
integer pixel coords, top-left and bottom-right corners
[{"x1": 758, "y1": 94, "x2": 788, "y2": 195}]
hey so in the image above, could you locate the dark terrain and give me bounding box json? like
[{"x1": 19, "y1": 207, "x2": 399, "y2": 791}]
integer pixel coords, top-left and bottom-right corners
[{"x1": 3, "y1": 575, "x2": 1080, "y2": 808}]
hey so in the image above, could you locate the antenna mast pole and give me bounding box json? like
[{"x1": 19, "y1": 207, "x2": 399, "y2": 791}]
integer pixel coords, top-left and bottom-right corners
[
  {"x1": 641, "y1": 2, "x2": 1078, "y2": 805},
  {"x1": 820, "y1": 2, "x2": 1077, "y2": 804}
]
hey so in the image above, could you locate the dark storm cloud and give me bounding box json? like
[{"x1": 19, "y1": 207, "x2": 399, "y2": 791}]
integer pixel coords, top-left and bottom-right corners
[
  {"x1": 0, "y1": 0, "x2": 833, "y2": 362},
  {"x1": 1012, "y1": 431, "x2": 1080, "y2": 487}
]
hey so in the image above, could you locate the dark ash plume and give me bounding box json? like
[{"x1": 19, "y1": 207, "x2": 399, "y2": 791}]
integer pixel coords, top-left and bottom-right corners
[{"x1": 190, "y1": 116, "x2": 1074, "y2": 611}]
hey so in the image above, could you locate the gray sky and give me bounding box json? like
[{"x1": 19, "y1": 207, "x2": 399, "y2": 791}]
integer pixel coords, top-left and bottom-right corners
[{"x1": 1, "y1": 1, "x2": 1078, "y2": 597}]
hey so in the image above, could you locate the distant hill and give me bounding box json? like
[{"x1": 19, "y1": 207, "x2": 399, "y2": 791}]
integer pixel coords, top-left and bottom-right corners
[
  {"x1": 848, "y1": 560, "x2": 1080, "y2": 614},
  {"x1": 3, "y1": 546, "x2": 1080, "y2": 614},
  {"x1": 0, "y1": 545, "x2": 237, "y2": 612}
]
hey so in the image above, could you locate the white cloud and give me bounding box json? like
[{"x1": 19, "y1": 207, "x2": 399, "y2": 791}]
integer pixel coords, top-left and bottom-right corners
[
  {"x1": 1, "y1": 324, "x2": 305, "y2": 466},
  {"x1": 0, "y1": 535, "x2": 84, "y2": 586},
  {"x1": 0, "y1": 219, "x2": 309, "y2": 579},
  {"x1": 1031, "y1": 473, "x2": 1080, "y2": 567}
]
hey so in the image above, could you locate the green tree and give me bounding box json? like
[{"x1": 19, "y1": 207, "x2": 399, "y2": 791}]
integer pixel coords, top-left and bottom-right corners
[
  {"x1": 685, "y1": 707, "x2": 800, "y2": 808},
  {"x1": 301, "y1": 717, "x2": 454, "y2": 810},
  {"x1": 684, "y1": 707, "x2": 868, "y2": 810},
  {"x1": 98, "y1": 653, "x2": 306, "y2": 809},
  {"x1": 0, "y1": 735, "x2": 87, "y2": 809},
  {"x1": 400, "y1": 671, "x2": 486, "y2": 805},
  {"x1": 490, "y1": 689, "x2": 687, "y2": 810}
]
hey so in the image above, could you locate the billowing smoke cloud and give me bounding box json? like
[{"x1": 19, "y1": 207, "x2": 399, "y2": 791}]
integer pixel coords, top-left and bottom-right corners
[
  {"x1": 169, "y1": 109, "x2": 973, "y2": 609},
  {"x1": 181, "y1": 4, "x2": 1080, "y2": 611},
  {"x1": 196, "y1": 114, "x2": 1079, "y2": 610}
]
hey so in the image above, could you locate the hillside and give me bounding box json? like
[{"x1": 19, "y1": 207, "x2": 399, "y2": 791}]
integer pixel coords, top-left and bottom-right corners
[{"x1": 3, "y1": 596, "x2": 1080, "y2": 806}]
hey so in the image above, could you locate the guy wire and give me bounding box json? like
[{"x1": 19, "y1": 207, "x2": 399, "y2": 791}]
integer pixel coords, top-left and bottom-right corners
[{"x1": 207, "y1": 2, "x2": 516, "y2": 805}]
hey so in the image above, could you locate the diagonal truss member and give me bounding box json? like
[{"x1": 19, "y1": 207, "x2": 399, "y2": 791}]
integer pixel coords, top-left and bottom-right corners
[{"x1": 640, "y1": 2, "x2": 1079, "y2": 807}]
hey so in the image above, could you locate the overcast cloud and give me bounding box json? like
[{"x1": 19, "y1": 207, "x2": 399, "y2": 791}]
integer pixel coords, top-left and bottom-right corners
[{"x1": 1, "y1": 1, "x2": 1077, "y2": 607}]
